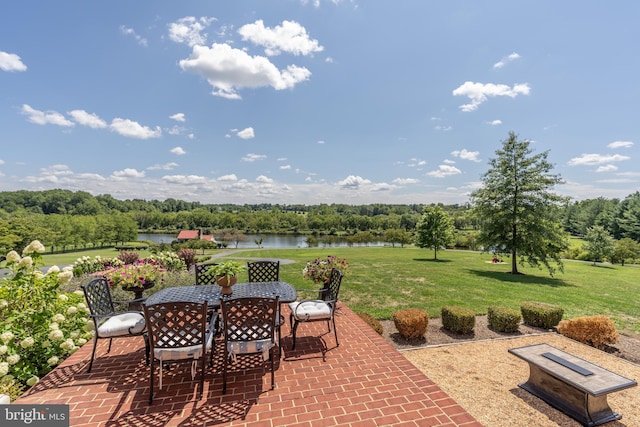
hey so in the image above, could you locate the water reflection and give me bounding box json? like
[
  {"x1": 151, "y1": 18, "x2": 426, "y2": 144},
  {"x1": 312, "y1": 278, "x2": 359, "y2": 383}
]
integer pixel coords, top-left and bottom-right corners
[{"x1": 137, "y1": 233, "x2": 385, "y2": 248}]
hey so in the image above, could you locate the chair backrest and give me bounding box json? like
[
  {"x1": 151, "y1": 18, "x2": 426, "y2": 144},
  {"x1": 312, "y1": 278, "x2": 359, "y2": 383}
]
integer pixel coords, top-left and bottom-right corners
[
  {"x1": 82, "y1": 277, "x2": 116, "y2": 318},
  {"x1": 143, "y1": 301, "x2": 208, "y2": 351},
  {"x1": 195, "y1": 263, "x2": 218, "y2": 285},
  {"x1": 220, "y1": 297, "x2": 279, "y2": 343},
  {"x1": 319, "y1": 268, "x2": 343, "y2": 302},
  {"x1": 247, "y1": 260, "x2": 280, "y2": 282}
]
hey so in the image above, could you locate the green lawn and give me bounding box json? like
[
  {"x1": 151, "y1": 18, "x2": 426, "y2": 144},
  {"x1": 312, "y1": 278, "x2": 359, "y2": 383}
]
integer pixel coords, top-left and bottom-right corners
[
  {"x1": 215, "y1": 247, "x2": 640, "y2": 336},
  {"x1": 45, "y1": 246, "x2": 640, "y2": 335}
]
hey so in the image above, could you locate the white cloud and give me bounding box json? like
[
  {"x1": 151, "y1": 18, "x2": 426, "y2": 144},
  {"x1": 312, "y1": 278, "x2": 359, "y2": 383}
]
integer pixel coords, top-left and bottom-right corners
[
  {"x1": 337, "y1": 175, "x2": 372, "y2": 189},
  {"x1": 68, "y1": 110, "x2": 107, "y2": 128},
  {"x1": 21, "y1": 104, "x2": 74, "y2": 127},
  {"x1": 256, "y1": 175, "x2": 273, "y2": 183},
  {"x1": 112, "y1": 168, "x2": 145, "y2": 179},
  {"x1": 170, "y1": 113, "x2": 186, "y2": 122},
  {"x1": 0, "y1": 159, "x2": 4, "y2": 165},
  {"x1": 218, "y1": 174, "x2": 238, "y2": 182},
  {"x1": 426, "y1": 165, "x2": 462, "y2": 178},
  {"x1": 596, "y1": 165, "x2": 618, "y2": 173},
  {"x1": 408, "y1": 159, "x2": 426, "y2": 167},
  {"x1": 443, "y1": 159, "x2": 455, "y2": 164},
  {"x1": 451, "y1": 149, "x2": 481, "y2": 162},
  {"x1": 170, "y1": 147, "x2": 186, "y2": 155},
  {"x1": 110, "y1": 118, "x2": 162, "y2": 139},
  {"x1": 237, "y1": 127, "x2": 255, "y2": 139},
  {"x1": 317, "y1": 140, "x2": 325, "y2": 144},
  {"x1": 242, "y1": 153, "x2": 267, "y2": 162},
  {"x1": 168, "y1": 16, "x2": 216, "y2": 47},
  {"x1": 147, "y1": 162, "x2": 179, "y2": 171},
  {"x1": 568, "y1": 153, "x2": 630, "y2": 166},
  {"x1": 392, "y1": 178, "x2": 419, "y2": 185},
  {"x1": 162, "y1": 174, "x2": 207, "y2": 184},
  {"x1": 238, "y1": 20, "x2": 324, "y2": 57},
  {"x1": 119, "y1": 25, "x2": 148, "y2": 47},
  {"x1": 452, "y1": 81, "x2": 530, "y2": 112},
  {"x1": 0, "y1": 51, "x2": 27, "y2": 72},
  {"x1": 493, "y1": 52, "x2": 521, "y2": 69},
  {"x1": 280, "y1": 164, "x2": 292, "y2": 170},
  {"x1": 488, "y1": 119, "x2": 502, "y2": 126},
  {"x1": 607, "y1": 141, "x2": 634, "y2": 149},
  {"x1": 434, "y1": 125, "x2": 452, "y2": 131},
  {"x1": 179, "y1": 43, "x2": 312, "y2": 99}
]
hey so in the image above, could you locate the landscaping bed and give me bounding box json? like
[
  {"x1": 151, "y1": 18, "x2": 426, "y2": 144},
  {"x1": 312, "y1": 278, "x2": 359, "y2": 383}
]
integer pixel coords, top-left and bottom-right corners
[{"x1": 381, "y1": 315, "x2": 640, "y2": 364}]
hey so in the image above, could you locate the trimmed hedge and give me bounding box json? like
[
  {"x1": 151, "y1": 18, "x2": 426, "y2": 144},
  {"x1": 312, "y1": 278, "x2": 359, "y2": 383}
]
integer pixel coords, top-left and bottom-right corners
[
  {"x1": 441, "y1": 306, "x2": 475, "y2": 334},
  {"x1": 392, "y1": 308, "x2": 428, "y2": 339},
  {"x1": 520, "y1": 301, "x2": 564, "y2": 329},
  {"x1": 487, "y1": 306, "x2": 521, "y2": 333},
  {"x1": 557, "y1": 315, "x2": 619, "y2": 350}
]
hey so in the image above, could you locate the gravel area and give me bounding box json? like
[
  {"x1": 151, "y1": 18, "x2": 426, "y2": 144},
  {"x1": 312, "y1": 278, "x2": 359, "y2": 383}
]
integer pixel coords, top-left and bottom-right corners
[{"x1": 381, "y1": 317, "x2": 640, "y2": 427}]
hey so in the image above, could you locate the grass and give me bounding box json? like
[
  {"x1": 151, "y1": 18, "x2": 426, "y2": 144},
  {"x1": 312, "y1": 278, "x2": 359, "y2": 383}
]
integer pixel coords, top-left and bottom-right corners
[
  {"x1": 46, "y1": 246, "x2": 640, "y2": 335},
  {"x1": 214, "y1": 247, "x2": 640, "y2": 335}
]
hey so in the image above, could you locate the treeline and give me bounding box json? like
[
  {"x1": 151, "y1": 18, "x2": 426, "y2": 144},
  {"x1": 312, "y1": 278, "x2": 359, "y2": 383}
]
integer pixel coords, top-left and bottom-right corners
[{"x1": 0, "y1": 189, "x2": 639, "y2": 253}]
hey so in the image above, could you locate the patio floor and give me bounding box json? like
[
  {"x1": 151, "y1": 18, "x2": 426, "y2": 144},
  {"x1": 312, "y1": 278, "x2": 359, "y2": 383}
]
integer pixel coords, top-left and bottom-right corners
[{"x1": 15, "y1": 304, "x2": 482, "y2": 426}]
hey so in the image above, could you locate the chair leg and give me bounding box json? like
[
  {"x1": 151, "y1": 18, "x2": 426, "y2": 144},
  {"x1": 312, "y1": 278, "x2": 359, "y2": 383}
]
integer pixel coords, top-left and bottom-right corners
[
  {"x1": 144, "y1": 334, "x2": 150, "y2": 365},
  {"x1": 332, "y1": 317, "x2": 339, "y2": 347},
  {"x1": 222, "y1": 352, "x2": 228, "y2": 394},
  {"x1": 87, "y1": 337, "x2": 98, "y2": 373},
  {"x1": 149, "y1": 359, "x2": 155, "y2": 404},
  {"x1": 291, "y1": 321, "x2": 299, "y2": 350},
  {"x1": 198, "y1": 356, "x2": 205, "y2": 400},
  {"x1": 270, "y1": 348, "x2": 275, "y2": 390},
  {"x1": 107, "y1": 337, "x2": 113, "y2": 354}
]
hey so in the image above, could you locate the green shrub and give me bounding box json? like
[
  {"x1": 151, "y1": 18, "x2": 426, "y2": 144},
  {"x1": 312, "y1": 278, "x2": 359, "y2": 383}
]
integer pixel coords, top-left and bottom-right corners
[
  {"x1": 557, "y1": 315, "x2": 619, "y2": 350},
  {"x1": 392, "y1": 308, "x2": 428, "y2": 339},
  {"x1": 520, "y1": 301, "x2": 564, "y2": 329},
  {"x1": 441, "y1": 306, "x2": 475, "y2": 334},
  {"x1": 487, "y1": 306, "x2": 521, "y2": 333},
  {"x1": 0, "y1": 376, "x2": 25, "y2": 402},
  {"x1": 356, "y1": 312, "x2": 384, "y2": 335}
]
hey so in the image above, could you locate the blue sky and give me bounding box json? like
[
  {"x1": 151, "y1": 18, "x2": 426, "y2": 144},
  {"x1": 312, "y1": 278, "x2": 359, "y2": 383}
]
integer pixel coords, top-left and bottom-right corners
[{"x1": 1, "y1": 1, "x2": 639, "y2": 205}]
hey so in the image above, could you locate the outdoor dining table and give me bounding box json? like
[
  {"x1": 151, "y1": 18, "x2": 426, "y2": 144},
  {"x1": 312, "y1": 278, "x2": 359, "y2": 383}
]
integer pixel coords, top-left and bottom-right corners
[{"x1": 144, "y1": 281, "x2": 298, "y2": 308}]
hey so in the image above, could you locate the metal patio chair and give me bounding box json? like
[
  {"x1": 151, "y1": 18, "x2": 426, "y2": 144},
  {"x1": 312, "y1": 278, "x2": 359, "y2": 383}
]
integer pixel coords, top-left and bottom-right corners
[
  {"x1": 82, "y1": 277, "x2": 149, "y2": 373},
  {"x1": 220, "y1": 296, "x2": 279, "y2": 393},
  {"x1": 143, "y1": 300, "x2": 217, "y2": 403}
]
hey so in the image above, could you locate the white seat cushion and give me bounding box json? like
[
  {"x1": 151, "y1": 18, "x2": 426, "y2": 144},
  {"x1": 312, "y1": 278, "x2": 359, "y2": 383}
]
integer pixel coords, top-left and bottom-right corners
[
  {"x1": 227, "y1": 339, "x2": 274, "y2": 362},
  {"x1": 97, "y1": 312, "x2": 146, "y2": 337},
  {"x1": 154, "y1": 331, "x2": 214, "y2": 362},
  {"x1": 289, "y1": 300, "x2": 332, "y2": 321}
]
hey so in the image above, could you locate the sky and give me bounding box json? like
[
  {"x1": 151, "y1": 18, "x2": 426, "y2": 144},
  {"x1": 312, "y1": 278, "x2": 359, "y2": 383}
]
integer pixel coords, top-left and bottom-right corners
[{"x1": 1, "y1": 1, "x2": 639, "y2": 206}]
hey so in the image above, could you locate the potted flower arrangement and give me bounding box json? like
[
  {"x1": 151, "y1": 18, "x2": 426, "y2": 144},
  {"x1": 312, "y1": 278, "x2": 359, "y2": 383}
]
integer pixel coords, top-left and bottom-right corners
[
  {"x1": 107, "y1": 260, "x2": 166, "y2": 301},
  {"x1": 207, "y1": 261, "x2": 245, "y2": 294},
  {"x1": 302, "y1": 255, "x2": 349, "y2": 283}
]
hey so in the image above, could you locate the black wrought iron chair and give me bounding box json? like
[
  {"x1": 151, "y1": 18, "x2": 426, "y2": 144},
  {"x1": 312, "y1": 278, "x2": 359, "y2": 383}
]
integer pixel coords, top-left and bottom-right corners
[
  {"x1": 247, "y1": 260, "x2": 280, "y2": 282},
  {"x1": 142, "y1": 300, "x2": 217, "y2": 403},
  {"x1": 220, "y1": 296, "x2": 279, "y2": 394},
  {"x1": 194, "y1": 263, "x2": 218, "y2": 285},
  {"x1": 81, "y1": 277, "x2": 149, "y2": 373},
  {"x1": 289, "y1": 269, "x2": 343, "y2": 354}
]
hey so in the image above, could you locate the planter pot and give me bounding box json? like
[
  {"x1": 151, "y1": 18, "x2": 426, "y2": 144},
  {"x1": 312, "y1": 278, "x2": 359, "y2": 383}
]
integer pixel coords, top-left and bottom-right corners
[
  {"x1": 122, "y1": 282, "x2": 155, "y2": 310},
  {"x1": 216, "y1": 276, "x2": 238, "y2": 295}
]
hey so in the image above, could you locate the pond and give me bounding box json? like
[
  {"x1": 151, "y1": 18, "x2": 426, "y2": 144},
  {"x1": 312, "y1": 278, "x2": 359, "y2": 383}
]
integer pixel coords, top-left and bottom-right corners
[{"x1": 137, "y1": 233, "x2": 386, "y2": 249}]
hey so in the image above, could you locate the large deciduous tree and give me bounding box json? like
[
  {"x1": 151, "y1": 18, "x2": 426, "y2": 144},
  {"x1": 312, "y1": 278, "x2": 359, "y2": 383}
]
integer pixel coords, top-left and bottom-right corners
[
  {"x1": 583, "y1": 225, "x2": 615, "y2": 265},
  {"x1": 471, "y1": 131, "x2": 569, "y2": 275},
  {"x1": 415, "y1": 205, "x2": 455, "y2": 260}
]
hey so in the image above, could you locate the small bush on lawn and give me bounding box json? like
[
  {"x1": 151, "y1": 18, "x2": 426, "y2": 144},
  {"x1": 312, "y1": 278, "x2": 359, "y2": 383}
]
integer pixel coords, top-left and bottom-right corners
[
  {"x1": 356, "y1": 312, "x2": 383, "y2": 335},
  {"x1": 520, "y1": 301, "x2": 564, "y2": 329},
  {"x1": 487, "y1": 306, "x2": 521, "y2": 333},
  {"x1": 392, "y1": 308, "x2": 428, "y2": 340},
  {"x1": 557, "y1": 315, "x2": 619, "y2": 350},
  {"x1": 441, "y1": 306, "x2": 475, "y2": 334}
]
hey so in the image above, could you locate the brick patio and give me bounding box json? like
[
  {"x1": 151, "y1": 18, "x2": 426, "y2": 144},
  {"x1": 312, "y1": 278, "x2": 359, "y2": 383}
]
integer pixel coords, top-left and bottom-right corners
[{"x1": 15, "y1": 304, "x2": 482, "y2": 426}]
